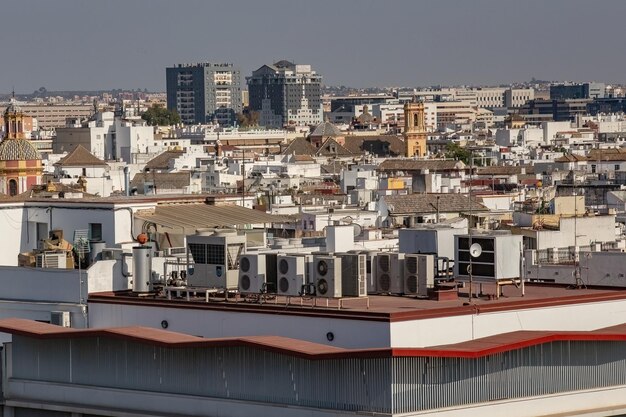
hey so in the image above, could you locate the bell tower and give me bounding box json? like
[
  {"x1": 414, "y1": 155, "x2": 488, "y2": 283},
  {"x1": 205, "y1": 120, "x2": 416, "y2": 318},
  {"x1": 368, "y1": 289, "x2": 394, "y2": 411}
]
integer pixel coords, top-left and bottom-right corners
[
  {"x1": 0, "y1": 93, "x2": 43, "y2": 196},
  {"x1": 4, "y1": 92, "x2": 27, "y2": 139},
  {"x1": 404, "y1": 101, "x2": 427, "y2": 157}
]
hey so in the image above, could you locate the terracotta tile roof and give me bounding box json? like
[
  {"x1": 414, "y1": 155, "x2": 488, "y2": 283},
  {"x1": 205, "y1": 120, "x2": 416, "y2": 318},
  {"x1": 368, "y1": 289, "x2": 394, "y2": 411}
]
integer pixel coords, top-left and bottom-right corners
[
  {"x1": 315, "y1": 138, "x2": 353, "y2": 157},
  {"x1": 383, "y1": 193, "x2": 488, "y2": 215},
  {"x1": 134, "y1": 203, "x2": 293, "y2": 229},
  {"x1": 54, "y1": 145, "x2": 108, "y2": 167},
  {"x1": 554, "y1": 154, "x2": 589, "y2": 163},
  {"x1": 378, "y1": 159, "x2": 466, "y2": 172},
  {"x1": 310, "y1": 121, "x2": 343, "y2": 137},
  {"x1": 292, "y1": 154, "x2": 315, "y2": 163},
  {"x1": 281, "y1": 137, "x2": 317, "y2": 156},
  {"x1": 131, "y1": 171, "x2": 191, "y2": 190},
  {"x1": 588, "y1": 148, "x2": 626, "y2": 162},
  {"x1": 145, "y1": 150, "x2": 185, "y2": 170},
  {"x1": 342, "y1": 135, "x2": 405, "y2": 157}
]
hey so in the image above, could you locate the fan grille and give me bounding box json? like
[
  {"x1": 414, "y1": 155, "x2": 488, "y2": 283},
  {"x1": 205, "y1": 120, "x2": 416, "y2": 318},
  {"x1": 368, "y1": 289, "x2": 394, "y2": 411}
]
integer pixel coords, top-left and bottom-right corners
[
  {"x1": 279, "y1": 277, "x2": 290, "y2": 293},
  {"x1": 317, "y1": 260, "x2": 328, "y2": 276},
  {"x1": 241, "y1": 275, "x2": 251, "y2": 291},
  {"x1": 240, "y1": 257, "x2": 251, "y2": 273},
  {"x1": 379, "y1": 273, "x2": 391, "y2": 291},
  {"x1": 378, "y1": 255, "x2": 390, "y2": 272},
  {"x1": 406, "y1": 275, "x2": 418, "y2": 293},
  {"x1": 317, "y1": 279, "x2": 329, "y2": 295},
  {"x1": 279, "y1": 259, "x2": 290, "y2": 275},
  {"x1": 406, "y1": 256, "x2": 417, "y2": 274}
]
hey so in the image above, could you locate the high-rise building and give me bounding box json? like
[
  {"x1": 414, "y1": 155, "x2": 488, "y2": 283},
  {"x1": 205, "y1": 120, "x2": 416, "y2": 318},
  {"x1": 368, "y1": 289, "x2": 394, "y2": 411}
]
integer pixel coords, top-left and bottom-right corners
[
  {"x1": 247, "y1": 60, "x2": 322, "y2": 128},
  {"x1": 166, "y1": 63, "x2": 242, "y2": 126},
  {"x1": 550, "y1": 82, "x2": 605, "y2": 100}
]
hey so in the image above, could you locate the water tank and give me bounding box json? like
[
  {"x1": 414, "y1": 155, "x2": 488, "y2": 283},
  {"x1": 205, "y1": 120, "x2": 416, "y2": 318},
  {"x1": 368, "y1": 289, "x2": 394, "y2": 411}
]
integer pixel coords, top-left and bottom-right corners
[
  {"x1": 90, "y1": 241, "x2": 107, "y2": 263},
  {"x1": 132, "y1": 246, "x2": 152, "y2": 293}
]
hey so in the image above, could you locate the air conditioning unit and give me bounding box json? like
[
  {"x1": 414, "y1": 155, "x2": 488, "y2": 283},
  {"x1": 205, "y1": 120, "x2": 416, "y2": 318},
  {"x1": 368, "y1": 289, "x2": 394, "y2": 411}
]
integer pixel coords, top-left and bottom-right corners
[
  {"x1": 50, "y1": 311, "x2": 71, "y2": 328},
  {"x1": 404, "y1": 254, "x2": 419, "y2": 295},
  {"x1": 365, "y1": 251, "x2": 378, "y2": 295},
  {"x1": 376, "y1": 253, "x2": 404, "y2": 294},
  {"x1": 165, "y1": 247, "x2": 187, "y2": 256},
  {"x1": 417, "y1": 254, "x2": 436, "y2": 296},
  {"x1": 36, "y1": 252, "x2": 68, "y2": 269},
  {"x1": 264, "y1": 253, "x2": 278, "y2": 293},
  {"x1": 313, "y1": 255, "x2": 342, "y2": 298},
  {"x1": 404, "y1": 254, "x2": 435, "y2": 297},
  {"x1": 339, "y1": 253, "x2": 367, "y2": 297},
  {"x1": 276, "y1": 255, "x2": 306, "y2": 296},
  {"x1": 238, "y1": 253, "x2": 266, "y2": 294},
  {"x1": 454, "y1": 233, "x2": 523, "y2": 282}
]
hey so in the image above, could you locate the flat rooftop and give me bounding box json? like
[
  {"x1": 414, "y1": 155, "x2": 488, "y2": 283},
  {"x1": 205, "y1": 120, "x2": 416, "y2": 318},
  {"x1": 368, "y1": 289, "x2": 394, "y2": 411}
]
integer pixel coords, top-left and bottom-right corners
[{"x1": 88, "y1": 284, "x2": 626, "y2": 323}]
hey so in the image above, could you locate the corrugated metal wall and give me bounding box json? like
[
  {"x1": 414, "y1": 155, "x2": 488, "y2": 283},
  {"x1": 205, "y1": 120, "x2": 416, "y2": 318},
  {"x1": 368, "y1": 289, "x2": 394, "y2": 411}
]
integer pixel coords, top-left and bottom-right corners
[
  {"x1": 392, "y1": 341, "x2": 626, "y2": 413},
  {"x1": 10, "y1": 336, "x2": 626, "y2": 415}
]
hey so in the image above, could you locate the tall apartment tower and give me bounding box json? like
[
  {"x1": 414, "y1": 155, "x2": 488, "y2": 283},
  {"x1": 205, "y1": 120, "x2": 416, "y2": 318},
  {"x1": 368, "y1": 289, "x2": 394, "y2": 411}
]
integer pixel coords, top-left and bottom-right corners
[
  {"x1": 166, "y1": 63, "x2": 242, "y2": 126},
  {"x1": 247, "y1": 60, "x2": 322, "y2": 128},
  {"x1": 404, "y1": 102, "x2": 427, "y2": 157}
]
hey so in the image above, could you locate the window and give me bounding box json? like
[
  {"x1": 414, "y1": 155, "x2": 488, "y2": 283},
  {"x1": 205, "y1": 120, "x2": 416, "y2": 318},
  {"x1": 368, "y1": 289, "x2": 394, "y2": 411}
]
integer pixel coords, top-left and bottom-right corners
[
  {"x1": 89, "y1": 223, "x2": 103, "y2": 241},
  {"x1": 591, "y1": 164, "x2": 596, "y2": 173},
  {"x1": 8, "y1": 179, "x2": 17, "y2": 196},
  {"x1": 615, "y1": 164, "x2": 620, "y2": 171}
]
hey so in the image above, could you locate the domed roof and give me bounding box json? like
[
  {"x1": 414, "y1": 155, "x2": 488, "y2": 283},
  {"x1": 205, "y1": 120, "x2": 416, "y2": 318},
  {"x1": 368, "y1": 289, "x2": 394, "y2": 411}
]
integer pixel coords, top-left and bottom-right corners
[
  {"x1": 0, "y1": 138, "x2": 41, "y2": 161},
  {"x1": 4, "y1": 97, "x2": 22, "y2": 116}
]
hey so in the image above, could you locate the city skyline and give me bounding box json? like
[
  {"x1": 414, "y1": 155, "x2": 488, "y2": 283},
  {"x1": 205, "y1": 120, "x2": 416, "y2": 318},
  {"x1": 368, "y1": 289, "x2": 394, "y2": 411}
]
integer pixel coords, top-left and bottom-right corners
[{"x1": 2, "y1": 0, "x2": 626, "y2": 93}]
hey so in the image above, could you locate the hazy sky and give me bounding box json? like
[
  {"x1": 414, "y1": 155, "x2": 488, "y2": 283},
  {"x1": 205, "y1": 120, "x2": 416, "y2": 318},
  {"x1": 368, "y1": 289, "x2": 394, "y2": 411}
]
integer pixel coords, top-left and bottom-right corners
[{"x1": 2, "y1": 0, "x2": 625, "y2": 93}]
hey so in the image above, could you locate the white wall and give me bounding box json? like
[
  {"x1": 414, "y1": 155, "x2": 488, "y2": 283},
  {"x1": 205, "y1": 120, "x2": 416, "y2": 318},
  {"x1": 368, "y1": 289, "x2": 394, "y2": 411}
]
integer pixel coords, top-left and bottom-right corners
[
  {"x1": 390, "y1": 298, "x2": 626, "y2": 348},
  {"x1": 88, "y1": 302, "x2": 391, "y2": 349},
  {"x1": 0, "y1": 204, "x2": 28, "y2": 266},
  {"x1": 542, "y1": 121, "x2": 572, "y2": 144}
]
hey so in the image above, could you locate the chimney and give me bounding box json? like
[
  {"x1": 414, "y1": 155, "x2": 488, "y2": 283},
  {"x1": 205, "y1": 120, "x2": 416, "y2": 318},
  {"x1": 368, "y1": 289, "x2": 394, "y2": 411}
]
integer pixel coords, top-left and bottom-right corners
[{"x1": 123, "y1": 166, "x2": 130, "y2": 196}]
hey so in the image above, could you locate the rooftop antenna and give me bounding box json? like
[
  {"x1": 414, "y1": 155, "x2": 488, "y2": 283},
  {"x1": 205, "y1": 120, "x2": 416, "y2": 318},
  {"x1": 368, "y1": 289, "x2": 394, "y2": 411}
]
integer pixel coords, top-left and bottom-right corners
[
  {"x1": 73, "y1": 229, "x2": 90, "y2": 306},
  {"x1": 467, "y1": 150, "x2": 474, "y2": 303}
]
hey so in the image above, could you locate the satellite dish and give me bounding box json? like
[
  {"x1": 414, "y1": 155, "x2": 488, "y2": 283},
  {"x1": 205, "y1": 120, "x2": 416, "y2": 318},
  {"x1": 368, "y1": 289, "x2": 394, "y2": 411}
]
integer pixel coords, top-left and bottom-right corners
[
  {"x1": 352, "y1": 223, "x2": 363, "y2": 237},
  {"x1": 469, "y1": 243, "x2": 483, "y2": 258}
]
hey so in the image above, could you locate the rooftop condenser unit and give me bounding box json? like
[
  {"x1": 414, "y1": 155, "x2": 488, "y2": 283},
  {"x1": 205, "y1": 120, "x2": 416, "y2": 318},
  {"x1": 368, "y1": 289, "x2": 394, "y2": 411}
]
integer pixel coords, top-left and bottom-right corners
[
  {"x1": 339, "y1": 253, "x2": 367, "y2": 297},
  {"x1": 238, "y1": 253, "x2": 266, "y2": 294},
  {"x1": 313, "y1": 255, "x2": 342, "y2": 298},
  {"x1": 276, "y1": 255, "x2": 306, "y2": 297},
  {"x1": 376, "y1": 252, "x2": 404, "y2": 294}
]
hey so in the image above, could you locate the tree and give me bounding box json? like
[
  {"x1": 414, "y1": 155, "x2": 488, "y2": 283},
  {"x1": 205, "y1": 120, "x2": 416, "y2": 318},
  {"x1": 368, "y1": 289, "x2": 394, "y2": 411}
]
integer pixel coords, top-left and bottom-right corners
[
  {"x1": 141, "y1": 104, "x2": 181, "y2": 126},
  {"x1": 444, "y1": 143, "x2": 473, "y2": 165},
  {"x1": 236, "y1": 110, "x2": 260, "y2": 128}
]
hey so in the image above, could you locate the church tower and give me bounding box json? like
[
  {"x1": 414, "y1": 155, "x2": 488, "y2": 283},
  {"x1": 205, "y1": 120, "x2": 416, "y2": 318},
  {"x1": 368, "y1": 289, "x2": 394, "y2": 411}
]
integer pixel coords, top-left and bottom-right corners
[
  {"x1": 0, "y1": 95, "x2": 43, "y2": 196},
  {"x1": 404, "y1": 101, "x2": 427, "y2": 157}
]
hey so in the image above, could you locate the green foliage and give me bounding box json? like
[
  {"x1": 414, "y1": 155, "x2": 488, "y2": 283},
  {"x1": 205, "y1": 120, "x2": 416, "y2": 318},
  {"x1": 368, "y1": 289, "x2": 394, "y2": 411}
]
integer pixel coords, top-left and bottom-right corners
[
  {"x1": 236, "y1": 111, "x2": 260, "y2": 128},
  {"x1": 141, "y1": 104, "x2": 181, "y2": 126},
  {"x1": 444, "y1": 143, "x2": 472, "y2": 165}
]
